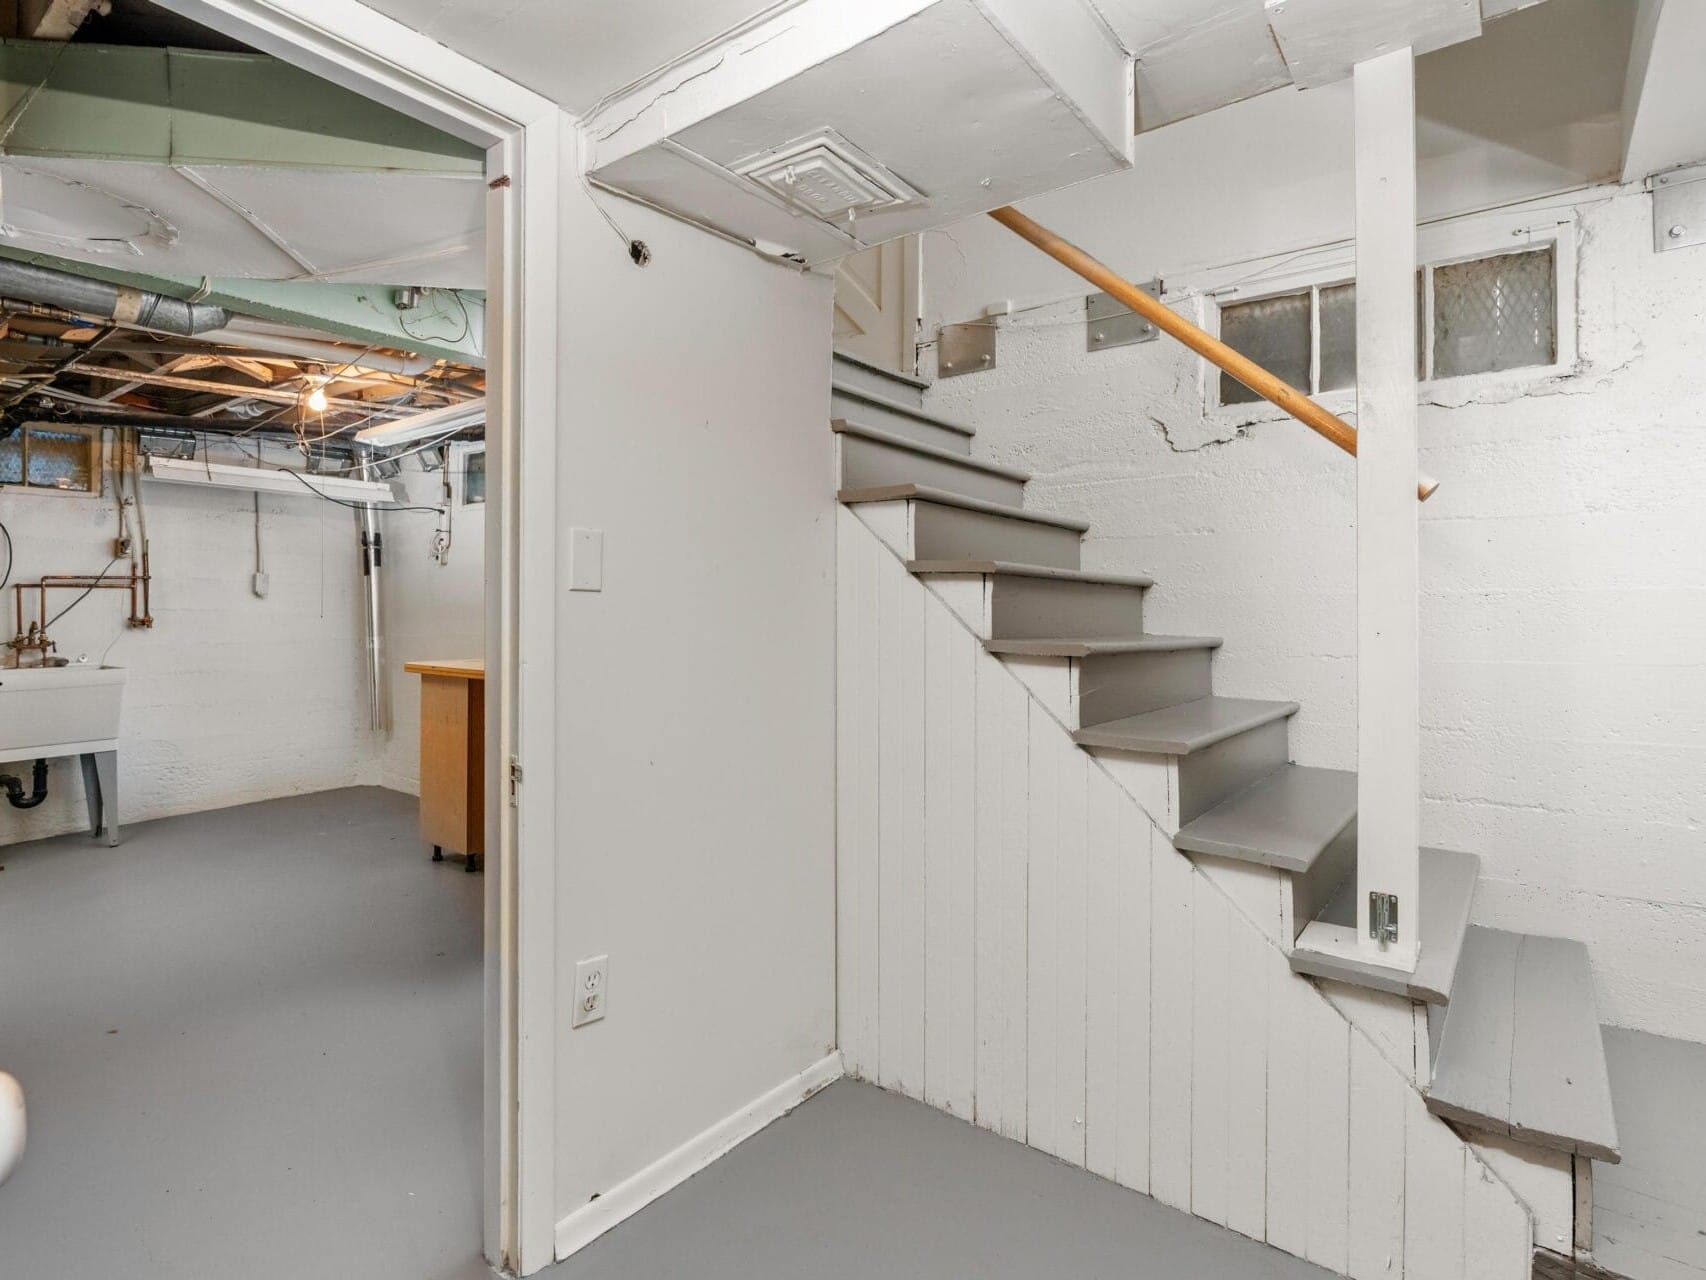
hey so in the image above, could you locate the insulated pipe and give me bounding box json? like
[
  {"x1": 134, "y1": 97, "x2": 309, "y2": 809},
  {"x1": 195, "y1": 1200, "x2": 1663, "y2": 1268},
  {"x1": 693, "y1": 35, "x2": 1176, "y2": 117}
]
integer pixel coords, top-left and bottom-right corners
[
  {"x1": 0, "y1": 261, "x2": 229, "y2": 336},
  {"x1": 202, "y1": 319, "x2": 443, "y2": 377}
]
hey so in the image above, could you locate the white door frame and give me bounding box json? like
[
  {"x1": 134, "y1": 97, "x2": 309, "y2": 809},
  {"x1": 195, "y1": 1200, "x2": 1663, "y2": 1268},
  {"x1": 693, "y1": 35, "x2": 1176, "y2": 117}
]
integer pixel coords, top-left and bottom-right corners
[{"x1": 149, "y1": 2, "x2": 563, "y2": 1271}]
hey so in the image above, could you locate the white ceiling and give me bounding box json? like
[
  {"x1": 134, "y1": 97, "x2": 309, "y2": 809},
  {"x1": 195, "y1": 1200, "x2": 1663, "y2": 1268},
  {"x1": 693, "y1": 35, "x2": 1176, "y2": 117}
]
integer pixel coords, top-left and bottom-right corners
[{"x1": 354, "y1": 0, "x2": 795, "y2": 116}]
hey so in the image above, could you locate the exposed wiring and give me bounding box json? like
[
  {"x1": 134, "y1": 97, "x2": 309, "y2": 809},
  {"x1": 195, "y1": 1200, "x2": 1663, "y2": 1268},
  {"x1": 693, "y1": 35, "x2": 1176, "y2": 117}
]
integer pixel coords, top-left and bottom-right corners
[
  {"x1": 0, "y1": 518, "x2": 11, "y2": 593},
  {"x1": 269, "y1": 464, "x2": 445, "y2": 515},
  {"x1": 42, "y1": 556, "x2": 122, "y2": 631}
]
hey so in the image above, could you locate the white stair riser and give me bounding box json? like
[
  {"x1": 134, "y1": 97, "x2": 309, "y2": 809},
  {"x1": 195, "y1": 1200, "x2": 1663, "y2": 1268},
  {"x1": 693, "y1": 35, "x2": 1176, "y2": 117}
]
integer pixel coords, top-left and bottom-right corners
[{"x1": 838, "y1": 434, "x2": 1026, "y2": 507}]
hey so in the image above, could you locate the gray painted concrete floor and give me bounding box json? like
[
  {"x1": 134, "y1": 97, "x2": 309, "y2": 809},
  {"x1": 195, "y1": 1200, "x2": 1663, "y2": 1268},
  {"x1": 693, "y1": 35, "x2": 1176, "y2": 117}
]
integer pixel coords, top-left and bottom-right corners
[
  {"x1": 0, "y1": 787, "x2": 488, "y2": 1280},
  {"x1": 543, "y1": 1078, "x2": 1335, "y2": 1280},
  {"x1": 1596, "y1": 1028, "x2": 1706, "y2": 1280}
]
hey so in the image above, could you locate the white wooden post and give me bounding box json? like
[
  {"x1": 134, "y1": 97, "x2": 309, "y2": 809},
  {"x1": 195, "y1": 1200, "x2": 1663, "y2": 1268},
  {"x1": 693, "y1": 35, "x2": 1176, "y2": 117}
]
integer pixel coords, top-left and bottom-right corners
[{"x1": 1354, "y1": 48, "x2": 1421, "y2": 973}]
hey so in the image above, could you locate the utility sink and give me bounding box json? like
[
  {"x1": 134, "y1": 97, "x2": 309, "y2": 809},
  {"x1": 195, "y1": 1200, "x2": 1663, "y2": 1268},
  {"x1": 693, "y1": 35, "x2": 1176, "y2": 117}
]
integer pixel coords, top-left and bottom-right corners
[{"x1": 0, "y1": 664, "x2": 126, "y2": 757}]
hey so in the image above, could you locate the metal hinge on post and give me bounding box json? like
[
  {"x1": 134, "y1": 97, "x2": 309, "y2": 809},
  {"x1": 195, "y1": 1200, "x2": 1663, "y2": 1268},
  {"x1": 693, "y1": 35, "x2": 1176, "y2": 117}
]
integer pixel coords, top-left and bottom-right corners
[
  {"x1": 508, "y1": 757, "x2": 523, "y2": 807},
  {"x1": 1369, "y1": 892, "x2": 1399, "y2": 948}
]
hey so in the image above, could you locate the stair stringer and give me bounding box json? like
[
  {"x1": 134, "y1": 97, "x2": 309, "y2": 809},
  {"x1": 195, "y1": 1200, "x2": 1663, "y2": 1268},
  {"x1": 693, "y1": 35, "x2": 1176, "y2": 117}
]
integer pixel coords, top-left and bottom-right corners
[{"x1": 836, "y1": 505, "x2": 1531, "y2": 1279}]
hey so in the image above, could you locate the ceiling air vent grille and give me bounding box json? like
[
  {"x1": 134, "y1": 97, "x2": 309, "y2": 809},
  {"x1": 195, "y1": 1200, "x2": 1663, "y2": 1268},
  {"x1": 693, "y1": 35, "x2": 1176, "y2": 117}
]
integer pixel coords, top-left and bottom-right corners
[{"x1": 734, "y1": 129, "x2": 922, "y2": 224}]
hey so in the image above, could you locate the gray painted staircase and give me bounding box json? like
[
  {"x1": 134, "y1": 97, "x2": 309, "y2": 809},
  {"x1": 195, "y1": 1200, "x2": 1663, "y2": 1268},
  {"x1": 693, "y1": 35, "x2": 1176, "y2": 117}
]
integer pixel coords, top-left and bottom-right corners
[{"x1": 830, "y1": 351, "x2": 1620, "y2": 1172}]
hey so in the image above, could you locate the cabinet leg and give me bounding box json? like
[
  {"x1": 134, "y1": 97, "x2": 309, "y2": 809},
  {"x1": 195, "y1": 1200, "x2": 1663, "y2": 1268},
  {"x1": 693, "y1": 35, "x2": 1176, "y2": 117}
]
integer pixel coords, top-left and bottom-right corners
[
  {"x1": 465, "y1": 852, "x2": 480, "y2": 874},
  {"x1": 432, "y1": 845, "x2": 444, "y2": 862}
]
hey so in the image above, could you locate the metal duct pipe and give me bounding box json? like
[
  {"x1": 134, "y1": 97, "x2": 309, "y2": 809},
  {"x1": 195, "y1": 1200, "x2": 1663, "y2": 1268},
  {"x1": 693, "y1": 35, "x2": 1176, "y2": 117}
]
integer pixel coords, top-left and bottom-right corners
[
  {"x1": 205, "y1": 318, "x2": 444, "y2": 377},
  {"x1": 0, "y1": 260, "x2": 229, "y2": 336},
  {"x1": 354, "y1": 447, "x2": 388, "y2": 733}
]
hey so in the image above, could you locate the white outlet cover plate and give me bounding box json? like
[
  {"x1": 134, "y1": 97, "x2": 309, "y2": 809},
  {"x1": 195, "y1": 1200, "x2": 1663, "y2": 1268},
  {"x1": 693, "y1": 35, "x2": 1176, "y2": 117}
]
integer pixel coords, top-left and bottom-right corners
[{"x1": 571, "y1": 954, "x2": 609, "y2": 1027}]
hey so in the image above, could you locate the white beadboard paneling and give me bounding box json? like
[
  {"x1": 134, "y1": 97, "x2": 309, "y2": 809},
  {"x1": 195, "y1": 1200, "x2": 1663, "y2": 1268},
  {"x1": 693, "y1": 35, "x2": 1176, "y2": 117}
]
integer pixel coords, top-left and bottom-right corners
[
  {"x1": 1305, "y1": 993, "x2": 1352, "y2": 1273},
  {"x1": 1190, "y1": 874, "x2": 1231, "y2": 1226},
  {"x1": 1114, "y1": 809, "x2": 1153, "y2": 1194},
  {"x1": 1224, "y1": 918, "x2": 1269, "y2": 1241},
  {"x1": 1056, "y1": 745, "x2": 1089, "y2": 1167},
  {"x1": 945, "y1": 622, "x2": 979, "y2": 1118},
  {"x1": 1464, "y1": 1152, "x2": 1535, "y2": 1280},
  {"x1": 877, "y1": 547, "x2": 926, "y2": 1095},
  {"x1": 1266, "y1": 966, "x2": 1312, "y2": 1259},
  {"x1": 1348, "y1": 1031, "x2": 1407, "y2": 1280},
  {"x1": 923, "y1": 598, "x2": 954, "y2": 1113},
  {"x1": 836, "y1": 508, "x2": 880, "y2": 1079},
  {"x1": 1149, "y1": 837, "x2": 1195, "y2": 1210},
  {"x1": 1084, "y1": 765, "x2": 1121, "y2": 1181},
  {"x1": 1026, "y1": 701, "x2": 1061, "y2": 1155},
  {"x1": 1405, "y1": 1085, "x2": 1466, "y2": 1280},
  {"x1": 836, "y1": 512, "x2": 1534, "y2": 1280}
]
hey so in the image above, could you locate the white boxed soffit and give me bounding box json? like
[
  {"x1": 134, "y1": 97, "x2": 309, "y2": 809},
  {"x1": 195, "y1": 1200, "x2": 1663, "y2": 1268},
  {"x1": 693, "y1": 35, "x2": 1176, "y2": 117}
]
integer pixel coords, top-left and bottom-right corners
[
  {"x1": 354, "y1": 396, "x2": 487, "y2": 447},
  {"x1": 583, "y1": 0, "x2": 1132, "y2": 265},
  {"x1": 145, "y1": 456, "x2": 402, "y2": 504},
  {"x1": 1264, "y1": 0, "x2": 1482, "y2": 89}
]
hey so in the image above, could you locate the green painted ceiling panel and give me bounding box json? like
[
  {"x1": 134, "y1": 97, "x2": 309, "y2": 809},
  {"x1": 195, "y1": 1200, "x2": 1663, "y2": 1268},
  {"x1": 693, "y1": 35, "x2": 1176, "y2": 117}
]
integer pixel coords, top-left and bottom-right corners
[{"x1": 0, "y1": 40, "x2": 482, "y2": 173}]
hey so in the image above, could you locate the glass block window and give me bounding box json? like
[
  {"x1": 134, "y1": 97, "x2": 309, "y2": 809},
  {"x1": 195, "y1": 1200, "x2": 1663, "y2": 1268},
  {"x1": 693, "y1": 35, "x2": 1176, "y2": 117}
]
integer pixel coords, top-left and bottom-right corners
[
  {"x1": 1215, "y1": 242, "x2": 1558, "y2": 407},
  {"x1": 1219, "y1": 290, "x2": 1311, "y2": 405},
  {"x1": 0, "y1": 424, "x2": 99, "y2": 493},
  {"x1": 1317, "y1": 282, "x2": 1357, "y2": 393},
  {"x1": 1432, "y1": 246, "x2": 1555, "y2": 379}
]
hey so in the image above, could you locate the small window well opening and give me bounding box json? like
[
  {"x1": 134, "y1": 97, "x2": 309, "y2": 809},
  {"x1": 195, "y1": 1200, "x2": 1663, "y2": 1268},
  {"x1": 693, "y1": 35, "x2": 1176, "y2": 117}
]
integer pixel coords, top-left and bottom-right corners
[{"x1": 0, "y1": 423, "x2": 101, "y2": 494}]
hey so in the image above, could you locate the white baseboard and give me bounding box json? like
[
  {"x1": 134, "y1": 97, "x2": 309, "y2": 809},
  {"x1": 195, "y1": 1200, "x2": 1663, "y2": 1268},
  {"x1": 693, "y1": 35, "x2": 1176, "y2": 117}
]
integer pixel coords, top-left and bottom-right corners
[{"x1": 553, "y1": 1051, "x2": 844, "y2": 1260}]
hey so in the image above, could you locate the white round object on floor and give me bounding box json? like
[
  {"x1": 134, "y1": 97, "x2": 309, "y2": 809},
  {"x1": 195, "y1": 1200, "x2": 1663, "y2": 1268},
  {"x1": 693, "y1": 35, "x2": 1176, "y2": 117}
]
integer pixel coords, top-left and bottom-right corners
[{"x1": 0, "y1": 1072, "x2": 24, "y2": 1186}]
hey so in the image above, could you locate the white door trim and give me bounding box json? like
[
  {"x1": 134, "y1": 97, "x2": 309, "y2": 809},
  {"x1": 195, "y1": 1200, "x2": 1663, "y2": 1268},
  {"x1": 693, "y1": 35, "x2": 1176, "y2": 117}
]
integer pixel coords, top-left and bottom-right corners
[{"x1": 147, "y1": 3, "x2": 563, "y2": 1271}]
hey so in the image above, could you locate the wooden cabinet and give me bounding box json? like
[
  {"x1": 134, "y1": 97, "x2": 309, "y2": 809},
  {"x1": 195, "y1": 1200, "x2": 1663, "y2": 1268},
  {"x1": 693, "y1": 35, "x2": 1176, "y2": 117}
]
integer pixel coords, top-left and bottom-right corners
[{"x1": 404, "y1": 659, "x2": 484, "y2": 869}]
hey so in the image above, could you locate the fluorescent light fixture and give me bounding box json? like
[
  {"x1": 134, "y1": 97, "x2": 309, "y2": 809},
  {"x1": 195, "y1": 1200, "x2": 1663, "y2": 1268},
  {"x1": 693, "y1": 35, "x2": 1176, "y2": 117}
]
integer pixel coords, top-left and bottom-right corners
[
  {"x1": 354, "y1": 397, "x2": 485, "y2": 448},
  {"x1": 145, "y1": 456, "x2": 401, "y2": 504}
]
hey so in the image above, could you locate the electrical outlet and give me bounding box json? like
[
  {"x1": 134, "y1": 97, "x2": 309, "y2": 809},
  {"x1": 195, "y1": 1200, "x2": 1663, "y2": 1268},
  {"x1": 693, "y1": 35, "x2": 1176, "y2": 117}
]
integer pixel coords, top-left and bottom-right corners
[{"x1": 571, "y1": 954, "x2": 608, "y2": 1028}]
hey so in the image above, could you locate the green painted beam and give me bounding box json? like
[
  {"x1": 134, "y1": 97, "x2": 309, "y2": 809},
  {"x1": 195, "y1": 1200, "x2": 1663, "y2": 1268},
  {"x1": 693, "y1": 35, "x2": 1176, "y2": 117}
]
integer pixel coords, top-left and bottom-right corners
[
  {"x1": 0, "y1": 39, "x2": 482, "y2": 172},
  {"x1": 0, "y1": 244, "x2": 485, "y2": 366}
]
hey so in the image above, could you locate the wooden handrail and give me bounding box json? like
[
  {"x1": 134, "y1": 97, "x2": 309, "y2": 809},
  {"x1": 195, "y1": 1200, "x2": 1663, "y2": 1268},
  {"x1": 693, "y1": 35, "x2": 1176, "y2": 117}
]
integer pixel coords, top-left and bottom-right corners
[{"x1": 986, "y1": 206, "x2": 1439, "y2": 501}]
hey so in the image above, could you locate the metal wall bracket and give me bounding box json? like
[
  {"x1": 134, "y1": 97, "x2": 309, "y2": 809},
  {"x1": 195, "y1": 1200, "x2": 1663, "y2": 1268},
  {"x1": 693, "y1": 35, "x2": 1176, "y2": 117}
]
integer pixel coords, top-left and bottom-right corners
[
  {"x1": 937, "y1": 321, "x2": 995, "y2": 378},
  {"x1": 1369, "y1": 891, "x2": 1399, "y2": 947},
  {"x1": 1086, "y1": 283, "x2": 1161, "y2": 351},
  {"x1": 1653, "y1": 163, "x2": 1706, "y2": 253}
]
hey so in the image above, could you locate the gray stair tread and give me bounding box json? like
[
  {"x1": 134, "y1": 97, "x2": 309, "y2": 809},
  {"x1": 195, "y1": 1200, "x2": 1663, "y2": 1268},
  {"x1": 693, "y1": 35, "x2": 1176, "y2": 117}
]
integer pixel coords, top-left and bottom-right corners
[
  {"x1": 832, "y1": 419, "x2": 1030, "y2": 479},
  {"x1": 836, "y1": 483, "x2": 1090, "y2": 532},
  {"x1": 1428, "y1": 926, "x2": 1620, "y2": 1162},
  {"x1": 1072, "y1": 696, "x2": 1297, "y2": 755},
  {"x1": 985, "y1": 634, "x2": 1221, "y2": 657},
  {"x1": 833, "y1": 350, "x2": 929, "y2": 391},
  {"x1": 1173, "y1": 765, "x2": 1356, "y2": 873},
  {"x1": 1290, "y1": 846, "x2": 1479, "y2": 1005},
  {"x1": 907, "y1": 560, "x2": 1154, "y2": 588},
  {"x1": 833, "y1": 381, "x2": 975, "y2": 438}
]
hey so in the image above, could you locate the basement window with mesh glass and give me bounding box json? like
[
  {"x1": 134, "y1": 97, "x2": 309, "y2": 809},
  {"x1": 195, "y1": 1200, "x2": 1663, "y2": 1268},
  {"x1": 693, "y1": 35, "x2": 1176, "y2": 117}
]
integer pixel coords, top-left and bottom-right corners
[
  {"x1": 0, "y1": 423, "x2": 102, "y2": 495},
  {"x1": 1212, "y1": 239, "x2": 1564, "y2": 407}
]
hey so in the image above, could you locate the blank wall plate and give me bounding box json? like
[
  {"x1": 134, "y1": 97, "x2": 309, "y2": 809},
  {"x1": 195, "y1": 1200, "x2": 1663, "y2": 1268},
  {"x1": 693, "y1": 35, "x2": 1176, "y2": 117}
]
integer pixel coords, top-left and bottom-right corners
[
  {"x1": 568, "y1": 527, "x2": 603, "y2": 592},
  {"x1": 571, "y1": 954, "x2": 608, "y2": 1028},
  {"x1": 937, "y1": 322, "x2": 995, "y2": 378}
]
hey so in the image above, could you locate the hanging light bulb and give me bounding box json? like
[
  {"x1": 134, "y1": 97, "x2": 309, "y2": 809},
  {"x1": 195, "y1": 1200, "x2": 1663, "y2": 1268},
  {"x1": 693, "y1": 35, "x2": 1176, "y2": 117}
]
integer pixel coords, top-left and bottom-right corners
[{"x1": 306, "y1": 382, "x2": 329, "y2": 414}]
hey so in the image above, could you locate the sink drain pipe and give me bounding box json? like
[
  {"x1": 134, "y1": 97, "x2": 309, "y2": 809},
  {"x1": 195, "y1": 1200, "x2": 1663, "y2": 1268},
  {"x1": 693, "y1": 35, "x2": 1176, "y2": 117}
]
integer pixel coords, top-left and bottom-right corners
[{"x1": 1, "y1": 758, "x2": 49, "y2": 809}]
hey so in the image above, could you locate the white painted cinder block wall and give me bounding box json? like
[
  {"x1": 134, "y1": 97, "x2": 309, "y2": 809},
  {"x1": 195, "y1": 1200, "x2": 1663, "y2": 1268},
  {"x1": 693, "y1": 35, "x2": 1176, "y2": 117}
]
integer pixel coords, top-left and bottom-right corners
[
  {"x1": 0, "y1": 457, "x2": 377, "y2": 845},
  {"x1": 378, "y1": 461, "x2": 485, "y2": 797},
  {"x1": 921, "y1": 180, "x2": 1706, "y2": 1044}
]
